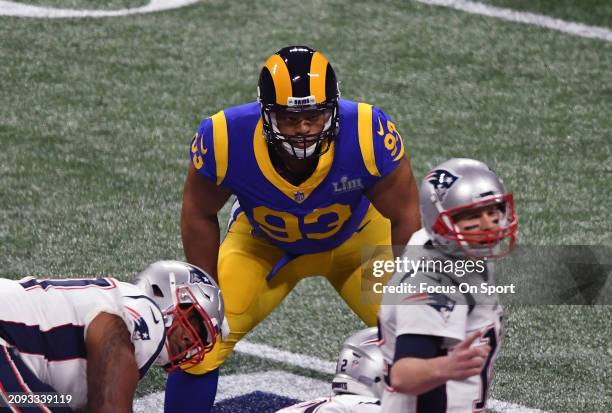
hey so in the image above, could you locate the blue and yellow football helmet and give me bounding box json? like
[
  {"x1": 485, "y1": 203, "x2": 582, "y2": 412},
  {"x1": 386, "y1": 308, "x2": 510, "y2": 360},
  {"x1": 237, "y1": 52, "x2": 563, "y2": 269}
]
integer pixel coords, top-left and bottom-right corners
[{"x1": 257, "y1": 45, "x2": 340, "y2": 159}]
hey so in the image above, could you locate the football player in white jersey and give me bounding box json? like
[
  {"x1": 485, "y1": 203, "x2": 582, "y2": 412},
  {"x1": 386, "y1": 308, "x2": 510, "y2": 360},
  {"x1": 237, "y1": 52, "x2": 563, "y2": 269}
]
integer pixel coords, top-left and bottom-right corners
[
  {"x1": 0, "y1": 260, "x2": 226, "y2": 413},
  {"x1": 378, "y1": 158, "x2": 518, "y2": 413},
  {"x1": 277, "y1": 327, "x2": 382, "y2": 413}
]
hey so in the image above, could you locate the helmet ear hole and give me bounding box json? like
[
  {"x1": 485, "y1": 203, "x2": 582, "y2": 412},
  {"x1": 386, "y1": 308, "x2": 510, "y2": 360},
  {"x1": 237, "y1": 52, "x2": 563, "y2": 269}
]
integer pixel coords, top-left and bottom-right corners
[{"x1": 152, "y1": 285, "x2": 164, "y2": 297}]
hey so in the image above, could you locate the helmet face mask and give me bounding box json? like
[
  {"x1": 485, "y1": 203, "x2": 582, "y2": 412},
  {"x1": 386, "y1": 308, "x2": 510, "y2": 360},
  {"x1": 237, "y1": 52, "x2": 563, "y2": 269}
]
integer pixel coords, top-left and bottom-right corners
[
  {"x1": 163, "y1": 287, "x2": 218, "y2": 371},
  {"x1": 264, "y1": 106, "x2": 335, "y2": 159},
  {"x1": 258, "y1": 46, "x2": 340, "y2": 160},
  {"x1": 432, "y1": 193, "x2": 517, "y2": 258},
  {"x1": 420, "y1": 158, "x2": 518, "y2": 258},
  {"x1": 134, "y1": 261, "x2": 226, "y2": 372}
]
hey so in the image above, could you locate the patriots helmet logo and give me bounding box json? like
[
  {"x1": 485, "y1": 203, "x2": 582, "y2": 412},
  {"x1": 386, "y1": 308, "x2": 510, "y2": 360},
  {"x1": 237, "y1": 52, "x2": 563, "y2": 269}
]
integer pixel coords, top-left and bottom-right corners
[
  {"x1": 189, "y1": 267, "x2": 212, "y2": 285},
  {"x1": 426, "y1": 169, "x2": 460, "y2": 201},
  {"x1": 425, "y1": 293, "x2": 456, "y2": 321},
  {"x1": 133, "y1": 316, "x2": 151, "y2": 341}
]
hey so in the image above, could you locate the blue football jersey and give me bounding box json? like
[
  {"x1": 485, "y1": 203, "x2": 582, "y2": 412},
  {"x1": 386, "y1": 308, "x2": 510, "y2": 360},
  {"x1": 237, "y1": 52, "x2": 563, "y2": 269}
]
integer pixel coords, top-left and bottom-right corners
[{"x1": 190, "y1": 99, "x2": 405, "y2": 255}]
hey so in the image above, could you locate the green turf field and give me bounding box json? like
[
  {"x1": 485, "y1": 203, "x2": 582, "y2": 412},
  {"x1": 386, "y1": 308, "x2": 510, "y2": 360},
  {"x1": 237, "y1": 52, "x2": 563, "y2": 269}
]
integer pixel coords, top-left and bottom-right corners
[{"x1": 1, "y1": 0, "x2": 611, "y2": 411}]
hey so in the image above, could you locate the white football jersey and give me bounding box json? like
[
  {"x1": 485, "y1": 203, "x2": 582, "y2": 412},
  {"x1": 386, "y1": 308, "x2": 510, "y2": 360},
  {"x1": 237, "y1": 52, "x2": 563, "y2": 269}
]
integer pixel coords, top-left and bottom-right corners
[
  {"x1": 0, "y1": 277, "x2": 166, "y2": 410},
  {"x1": 277, "y1": 394, "x2": 380, "y2": 413},
  {"x1": 406, "y1": 228, "x2": 430, "y2": 246},
  {"x1": 378, "y1": 236, "x2": 503, "y2": 413}
]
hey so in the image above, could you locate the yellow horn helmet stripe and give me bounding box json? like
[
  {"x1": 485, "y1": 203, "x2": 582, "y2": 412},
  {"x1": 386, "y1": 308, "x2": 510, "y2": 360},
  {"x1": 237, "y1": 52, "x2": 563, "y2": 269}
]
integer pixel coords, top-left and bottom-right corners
[
  {"x1": 309, "y1": 52, "x2": 329, "y2": 104},
  {"x1": 264, "y1": 54, "x2": 292, "y2": 105}
]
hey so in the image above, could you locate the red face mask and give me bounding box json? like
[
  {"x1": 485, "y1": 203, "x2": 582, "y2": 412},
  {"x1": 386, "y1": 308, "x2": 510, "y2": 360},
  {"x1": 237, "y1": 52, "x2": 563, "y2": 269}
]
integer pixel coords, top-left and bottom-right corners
[
  {"x1": 432, "y1": 193, "x2": 518, "y2": 258},
  {"x1": 163, "y1": 287, "x2": 218, "y2": 371}
]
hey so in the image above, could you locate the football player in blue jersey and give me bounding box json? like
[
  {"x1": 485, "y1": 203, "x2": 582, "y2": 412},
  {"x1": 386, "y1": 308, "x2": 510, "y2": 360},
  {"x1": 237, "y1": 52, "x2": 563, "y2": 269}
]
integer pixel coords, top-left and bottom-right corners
[{"x1": 173, "y1": 45, "x2": 421, "y2": 412}]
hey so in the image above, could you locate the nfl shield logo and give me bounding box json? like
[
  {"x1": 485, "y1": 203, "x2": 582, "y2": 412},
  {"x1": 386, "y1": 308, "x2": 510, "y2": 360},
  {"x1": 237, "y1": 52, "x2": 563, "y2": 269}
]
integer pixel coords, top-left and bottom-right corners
[{"x1": 293, "y1": 191, "x2": 305, "y2": 203}]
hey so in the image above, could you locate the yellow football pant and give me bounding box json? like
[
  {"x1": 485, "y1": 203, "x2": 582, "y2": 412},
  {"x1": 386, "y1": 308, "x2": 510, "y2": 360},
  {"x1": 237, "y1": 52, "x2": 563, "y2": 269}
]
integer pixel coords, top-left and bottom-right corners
[{"x1": 186, "y1": 205, "x2": 391, "y2": 374}]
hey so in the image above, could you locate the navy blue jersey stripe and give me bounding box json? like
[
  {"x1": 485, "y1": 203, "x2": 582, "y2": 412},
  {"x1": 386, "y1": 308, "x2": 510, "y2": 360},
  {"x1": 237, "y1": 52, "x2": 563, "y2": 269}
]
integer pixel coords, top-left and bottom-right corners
[
  {"x1": 394, "y1": 334, "x2": 442, "y2": 361},
  {"x1": 1, "y1": 346, "x2": 74, "y2": 412},
  {"x1": 0, "y1": 322, "x2": 86, "y2": 361},
  {"x1": 417, "y1": 383, "x2": 447, "y2": 412},
  {"x1": 19, "y1": 278, "x2": 113, "y2": 290},
  {"x1": 1, "y1": 346, "x2": 30, "y2": 394}
]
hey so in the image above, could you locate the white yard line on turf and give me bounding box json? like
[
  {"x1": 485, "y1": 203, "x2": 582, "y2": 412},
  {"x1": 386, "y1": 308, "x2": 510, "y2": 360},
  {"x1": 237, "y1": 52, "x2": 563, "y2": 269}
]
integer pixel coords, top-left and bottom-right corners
[
  {"x1": 133, "y1": 340, "x2": 549, "y2": 413},
  {"x1": 414, "y1": 0, "x2": 612, "y2": 42},
  {"x1": 235, "y1": 340, "x2": 337, "y2": 374},
  {"x1": 0, "y1": 0, "x2": 200, "y2": 18},
  {"x1": 487, "y1": 399, "x2": 549, "y2": 413}
]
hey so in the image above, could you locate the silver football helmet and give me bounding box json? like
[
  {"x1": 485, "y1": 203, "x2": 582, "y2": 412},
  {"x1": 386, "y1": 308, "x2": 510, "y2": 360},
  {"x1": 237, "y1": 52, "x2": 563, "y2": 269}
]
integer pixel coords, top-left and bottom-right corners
[
  {"x1": 419, "y1": 158, "x2": 518, "y2": 257},
  {"x1": 332, "y1": 327, "x2": 384, "y2": 399},
  {"x1": 135, "y1": 260, "x2": 227, "y2": 370}
]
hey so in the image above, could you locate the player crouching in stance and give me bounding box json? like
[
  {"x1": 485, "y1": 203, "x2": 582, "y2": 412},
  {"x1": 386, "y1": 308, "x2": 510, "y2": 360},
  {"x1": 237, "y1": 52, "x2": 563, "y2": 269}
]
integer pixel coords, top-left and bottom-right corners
[
  {"x1": 277, "y1": 327, "x2": 383, "y2": 413},
  {"x1": 378, "y1": 158, "x2": 518, "y2": 412},
  {"x1": 0, "y1": 261, "x2": 226, "y2": 413}
]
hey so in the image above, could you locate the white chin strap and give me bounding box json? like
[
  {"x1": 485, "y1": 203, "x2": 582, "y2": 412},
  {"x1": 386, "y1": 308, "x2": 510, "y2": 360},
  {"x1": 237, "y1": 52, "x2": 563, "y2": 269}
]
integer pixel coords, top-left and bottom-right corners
[{"x1": 281, "y1": 141, "x2": 317, "y2": 158}]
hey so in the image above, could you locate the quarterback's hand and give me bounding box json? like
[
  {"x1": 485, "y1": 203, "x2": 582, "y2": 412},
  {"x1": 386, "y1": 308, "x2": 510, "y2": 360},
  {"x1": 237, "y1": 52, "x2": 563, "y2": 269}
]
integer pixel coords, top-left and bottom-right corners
[{"x1": 442, "y1": 330, "x2": 490, "y2": 381}]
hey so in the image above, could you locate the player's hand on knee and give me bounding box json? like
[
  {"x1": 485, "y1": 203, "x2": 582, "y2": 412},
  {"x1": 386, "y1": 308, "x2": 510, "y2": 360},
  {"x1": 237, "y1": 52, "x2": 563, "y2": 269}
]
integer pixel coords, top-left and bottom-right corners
[{"x1": 444, "y1": 330, "x2": 490, "y2": 381}]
